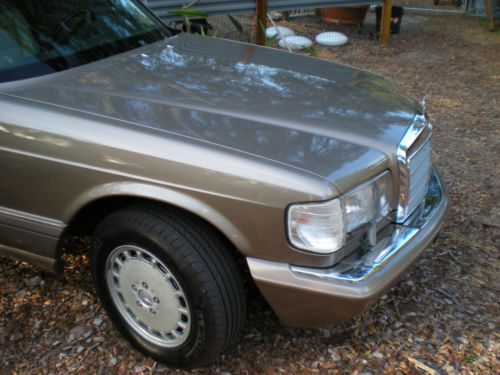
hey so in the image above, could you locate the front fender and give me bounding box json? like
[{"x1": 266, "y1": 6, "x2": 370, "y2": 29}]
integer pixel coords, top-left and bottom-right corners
[{"x1": 63, "y1": 181, "x2": 252, "y2": 253}]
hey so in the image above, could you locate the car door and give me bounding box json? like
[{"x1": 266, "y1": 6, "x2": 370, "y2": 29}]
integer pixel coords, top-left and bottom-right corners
[{"x1": 0, "y1": 93, "x2": 66, "y2": 270}]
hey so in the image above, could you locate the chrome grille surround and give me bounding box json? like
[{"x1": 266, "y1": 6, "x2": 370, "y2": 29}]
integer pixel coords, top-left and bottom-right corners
[{"x1": 397, "y1": 113, "x2": 432, "y2": 223}]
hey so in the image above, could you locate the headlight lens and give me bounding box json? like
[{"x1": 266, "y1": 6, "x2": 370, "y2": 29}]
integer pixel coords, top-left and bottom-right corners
[
  {"x1": 345, "y1": 171, "x2": 392, "y2": 233},
  {"x1": 287, "y1": 171, "x2": 393, "y2": 254},
  {"x1": 287, "y1": 199, "x2": 345, "y2": 254}
]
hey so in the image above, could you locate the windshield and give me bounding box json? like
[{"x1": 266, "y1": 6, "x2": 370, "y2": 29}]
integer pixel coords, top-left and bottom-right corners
[{"x1": 0, "y1": 0, "x2": 171, "y2": 83}]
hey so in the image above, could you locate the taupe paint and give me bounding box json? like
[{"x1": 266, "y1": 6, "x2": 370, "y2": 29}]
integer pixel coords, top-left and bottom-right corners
[
  {"x1": 248, "y1": 172, "x2": 449, "y2": 326},
  {"x1": 0, "y1": 34, "x2": 446, "y2": 326}
]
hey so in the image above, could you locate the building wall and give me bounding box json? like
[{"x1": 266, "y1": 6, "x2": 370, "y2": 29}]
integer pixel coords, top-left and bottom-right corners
[
  {"x1": 470, "y1": 0, "x2": 500, "y2": 17},
  {"x1": 143, "y1": 0, "x2": 375, "y2": 21}
]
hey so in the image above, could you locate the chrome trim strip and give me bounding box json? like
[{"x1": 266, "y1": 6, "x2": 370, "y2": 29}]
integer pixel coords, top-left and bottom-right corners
[
  {"x1": 290, "y1": 168, "x2": 445, "y2": 283},
  {"x1": 396, "y1": 113, "x2": 432, "y2": 222},
  {"x1": 0, "y1": 206, "x2": 65, "y2": 237}
]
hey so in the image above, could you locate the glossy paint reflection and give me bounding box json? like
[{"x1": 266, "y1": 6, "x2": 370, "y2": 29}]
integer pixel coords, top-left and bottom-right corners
[{"x1": 4, "y1": 33, "x2": 418, "y2": 190}]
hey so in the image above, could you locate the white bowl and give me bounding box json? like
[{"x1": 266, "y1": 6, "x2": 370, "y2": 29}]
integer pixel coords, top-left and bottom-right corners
[
  {"x1": 279, "y1": 36, "x2": 313, "y2": 50},
  {"x1": 266, "y1": 26, "x2": 295, "y2": 39},
  {"x1": 315, "y1": 32, "x2": 348, "y2": 47}
]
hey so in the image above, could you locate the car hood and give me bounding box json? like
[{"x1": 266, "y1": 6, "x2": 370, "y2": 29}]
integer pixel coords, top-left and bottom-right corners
[{"x1": 3, "y1": 33, "x2": 419, "y2": 192}]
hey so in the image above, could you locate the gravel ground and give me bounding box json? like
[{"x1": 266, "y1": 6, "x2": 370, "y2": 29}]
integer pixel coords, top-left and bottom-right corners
[{"x1": 1, "y1": 14, "x2": 499, "y2": 375}]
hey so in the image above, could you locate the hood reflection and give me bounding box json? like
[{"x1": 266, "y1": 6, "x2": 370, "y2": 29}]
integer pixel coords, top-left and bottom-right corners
[{"x1": 7, "y1": 33, "x2": 417, "y2": 187}]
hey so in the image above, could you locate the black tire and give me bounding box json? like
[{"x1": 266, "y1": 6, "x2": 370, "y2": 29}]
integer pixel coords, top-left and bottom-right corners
[{"x1": 90, "y1": 205, "x2": 246, "y2": 367}]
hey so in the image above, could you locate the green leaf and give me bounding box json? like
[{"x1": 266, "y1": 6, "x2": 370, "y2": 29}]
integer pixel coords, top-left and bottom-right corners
[
  {"x1": 183, "y1": 15, "x2": 191, "y2": 33},
  {"x1": 303, "y1": 46, "x2": 317, "y2": 56},
  {"x1": 227, "y1": 15, "x2": 243, "y2": 34},
  {"x1": 265, "y1": 37, "x2": 278, "y2": 47},
  {"x1": 268, "y1": 33, "x2": 278, "y2": 41},
  {"x1": 465, "y1": 354, "x2": 476, "y2": 363},
  {"x1": 258, "y1": 19, "x2": 267, "y2": 35},
  {"x1": 169, "y1": 8, "x2": 209, "y2": 18},
  {"x1": 227, "y1": 15, "x2": 250, "y2": 42}
]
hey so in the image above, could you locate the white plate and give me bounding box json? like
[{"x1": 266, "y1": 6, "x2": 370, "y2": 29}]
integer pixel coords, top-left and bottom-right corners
[
  {"x1": 315, "y1": 32, "x2": 348, "y2": 47},
  {"x1": 279, "y1": 36, "x2": 313, "y2": 50},
  {"x1": 266, "y1": 26, "x2": 295, "y2": 39}
]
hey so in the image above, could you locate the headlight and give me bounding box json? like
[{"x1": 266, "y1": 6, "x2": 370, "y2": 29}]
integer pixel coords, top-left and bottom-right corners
[
  {"x1": 288, "y1": 199, "x2": 346, "y2": 253},
  {"x1": 287, "y1": 171, "x2": 393, "y2": 254},
  {"x1": 344, "y1": 171, "x2": 392, "y2": 233}
]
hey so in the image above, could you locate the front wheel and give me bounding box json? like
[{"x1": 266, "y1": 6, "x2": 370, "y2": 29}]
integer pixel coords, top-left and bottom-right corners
[{"x1": 90, "y1": 205, "x2": 246, "y2": 367}]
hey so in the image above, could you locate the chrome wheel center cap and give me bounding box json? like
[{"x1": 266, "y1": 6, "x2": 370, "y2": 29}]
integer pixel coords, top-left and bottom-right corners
[{"x1": 137, "y1": 288, "x2": 154, "y2": 307}]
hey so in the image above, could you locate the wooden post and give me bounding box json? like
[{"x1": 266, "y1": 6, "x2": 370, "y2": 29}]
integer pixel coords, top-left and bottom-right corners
[
  {"x1": 379, "y1": 0, "x2": 393, "y2": 44},
  {"x1": 485, "y1": 0, "x2": 496, "y2": 32},
  {"x1": 256, "y1": 0, "x2": 267, "y2": 45}
]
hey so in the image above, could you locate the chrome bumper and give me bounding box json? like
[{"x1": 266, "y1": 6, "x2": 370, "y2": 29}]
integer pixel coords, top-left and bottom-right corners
[
  {"x1": 290, "y1": 168, "x2": 448, "y2": 282},
  {"x1": 247, "y1": 168, "x2": 448, "y2": 327}
]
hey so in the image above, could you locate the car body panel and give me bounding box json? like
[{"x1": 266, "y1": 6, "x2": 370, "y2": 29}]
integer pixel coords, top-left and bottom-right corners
[
  {"x1": 247, "y1": 169, "x2": 449, "y2": 327},
  {"x1": 0, "y1": 33, "x2": 448, "y2": 328},
  {"x1": 0, "y1": 205, "x2": 64, "y2": 271},
  {"x1": 0, "y1": 94, "x2": 340, "y2": 270},
  {"x1": 1, "y1": 33, "x2": 418, "y2": 192},
  {"x1": 0, "y1": 34, "x2": 420, "y2": 272}
]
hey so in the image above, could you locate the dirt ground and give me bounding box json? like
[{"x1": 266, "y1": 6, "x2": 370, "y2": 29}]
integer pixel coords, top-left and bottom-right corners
[{"x1": 0, "y1": 13, "x2": 499, "y2": 375}]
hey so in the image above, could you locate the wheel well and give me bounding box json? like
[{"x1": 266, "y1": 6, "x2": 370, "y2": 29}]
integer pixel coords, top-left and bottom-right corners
[
  {"x1": 62, "y1": 196, "x2": 253, "y2": 289},
  {"x1": 65, "y1": 196, "x2": 150, "y2": 237}
]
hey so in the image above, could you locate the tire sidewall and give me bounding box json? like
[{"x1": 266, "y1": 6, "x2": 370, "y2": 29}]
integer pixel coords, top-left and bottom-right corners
[{"x1": 91, "y1": 222, "x2": 212, "y2": 367}]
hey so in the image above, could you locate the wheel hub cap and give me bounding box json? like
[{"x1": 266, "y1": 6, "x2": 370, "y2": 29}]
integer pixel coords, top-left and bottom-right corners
[{"x1": 105, "y1": 245, "x2": 191, "y2": 347}]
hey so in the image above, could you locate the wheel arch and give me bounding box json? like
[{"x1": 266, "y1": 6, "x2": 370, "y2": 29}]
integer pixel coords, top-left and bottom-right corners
[{"x1": 60, "y1": 182, "x2": 251, "y2": 258}]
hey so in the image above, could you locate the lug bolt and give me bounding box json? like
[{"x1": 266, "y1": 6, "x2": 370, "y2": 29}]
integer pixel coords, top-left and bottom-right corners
[
  {"x1": 153, "y1": 297, "x2": 160, "y2": 304},
  {"x1": 142, "y1": 282, "x2": 148, "y2": 289},
  {"x1": 150, "y1": 309, "x2": 156, "y2": 315},
  {"x1": 136, "y1": 301, "x2": 141, "y2": 307},
  {"x1": 131, "y1": 284, "x2": 137, "y2": 291}
]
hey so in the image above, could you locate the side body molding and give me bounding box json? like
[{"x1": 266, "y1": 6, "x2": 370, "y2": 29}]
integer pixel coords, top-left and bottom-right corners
[{"x1": 0, "y1": 206, "x2": 65, "y2": 271}]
